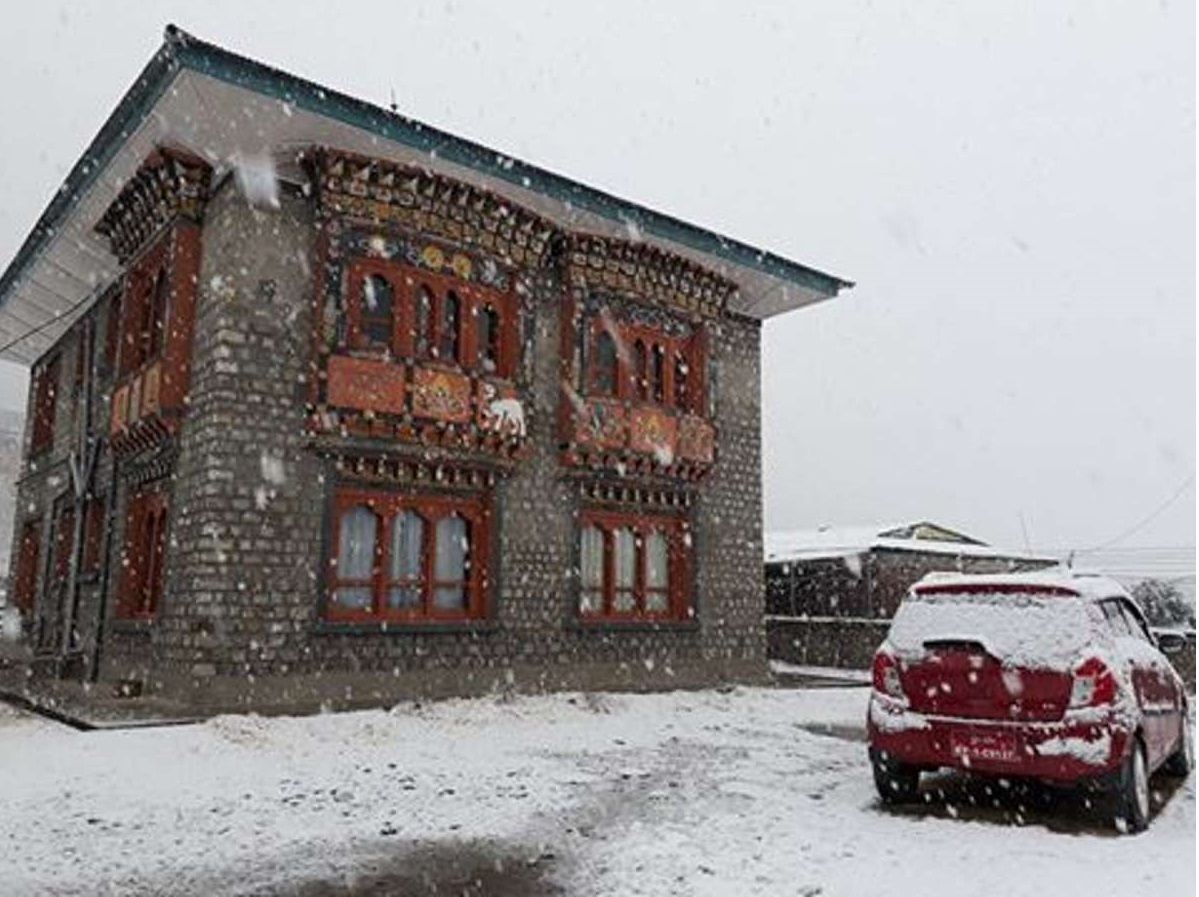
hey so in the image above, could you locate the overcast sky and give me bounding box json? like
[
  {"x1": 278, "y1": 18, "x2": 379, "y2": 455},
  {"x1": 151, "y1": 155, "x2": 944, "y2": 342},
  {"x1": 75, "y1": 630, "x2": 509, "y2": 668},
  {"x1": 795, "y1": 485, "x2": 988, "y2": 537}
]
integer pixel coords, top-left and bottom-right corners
[{"x1": 0, "y1": 1, "x2": 1193, "y2": 576}]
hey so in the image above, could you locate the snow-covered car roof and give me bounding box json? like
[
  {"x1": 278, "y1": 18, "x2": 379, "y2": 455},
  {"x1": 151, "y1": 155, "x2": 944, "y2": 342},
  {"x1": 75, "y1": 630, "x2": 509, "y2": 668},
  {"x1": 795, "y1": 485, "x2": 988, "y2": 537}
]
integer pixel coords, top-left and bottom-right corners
[{"x1": 912, "y1": 568, "x2": 1132, "y2": 602}]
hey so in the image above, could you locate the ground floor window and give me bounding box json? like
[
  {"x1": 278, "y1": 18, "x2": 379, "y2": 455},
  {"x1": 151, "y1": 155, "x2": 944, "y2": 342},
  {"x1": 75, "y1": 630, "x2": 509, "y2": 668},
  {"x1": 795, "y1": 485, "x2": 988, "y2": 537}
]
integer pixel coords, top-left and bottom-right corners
[
  {"x1": 117, "y1": 484, "x2": 168, "y2": 619},
  {"x1": 12, "y1": 520, "x2": 42, "y2": 612},
  {"x1": 326, "y1": 486, "x2": 489, "y2": 622},
  {"x1": 578, "y1": 509, "x2": 690, "y2": 620}
]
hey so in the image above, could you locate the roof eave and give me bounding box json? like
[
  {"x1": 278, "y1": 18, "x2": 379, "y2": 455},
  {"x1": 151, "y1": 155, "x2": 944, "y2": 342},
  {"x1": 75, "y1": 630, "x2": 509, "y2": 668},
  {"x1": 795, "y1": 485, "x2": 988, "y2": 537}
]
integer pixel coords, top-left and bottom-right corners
[{"x1": 0, "y1": 24, "x2": 853, "y2": 358}]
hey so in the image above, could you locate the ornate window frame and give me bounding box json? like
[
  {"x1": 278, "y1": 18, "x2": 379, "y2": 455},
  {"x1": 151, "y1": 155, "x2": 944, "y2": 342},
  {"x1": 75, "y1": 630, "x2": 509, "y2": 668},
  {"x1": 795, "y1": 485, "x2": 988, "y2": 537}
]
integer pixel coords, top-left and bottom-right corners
[{"x1": 323, "y1": 484, "x2": 491, "y2": 624}]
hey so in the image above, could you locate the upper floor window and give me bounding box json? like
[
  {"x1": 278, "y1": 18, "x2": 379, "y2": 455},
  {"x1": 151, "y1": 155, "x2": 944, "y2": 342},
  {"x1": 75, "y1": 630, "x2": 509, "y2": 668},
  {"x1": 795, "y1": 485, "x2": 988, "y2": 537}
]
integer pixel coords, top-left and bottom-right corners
[
  {"x1": 103, "y1": 292, "x2": 122, "y2": 372},
  {"x1": 593, "y1": 330, "x2": 619, "y2": 397},
  {"x1": 360, "y1": 274, "x2": 395, "y2": 348},
  {"x1": 478, "y1": 304, "x2": 502, "y2": 373},
  {"x1": 119, "y1": 260, "x2": 171, "y2": 378},
  {"x1": 325, "y1": 486, "x2": 489, "y2": 623},
  {"x1": 30, "y1": 355, "x2": 59, "y2": 455},
  {"x1": 345, "y1": 259, "x2": 515, "y2": 378},
  {"x1": 577, "y1": 509, "x2": 690, "y2": 621},
  {"x1": 586, "y1": 313, "x2": 703, "y2": 413},
  {"x1": 437, "y1": 290, "x2": 462, "y2": 362}
]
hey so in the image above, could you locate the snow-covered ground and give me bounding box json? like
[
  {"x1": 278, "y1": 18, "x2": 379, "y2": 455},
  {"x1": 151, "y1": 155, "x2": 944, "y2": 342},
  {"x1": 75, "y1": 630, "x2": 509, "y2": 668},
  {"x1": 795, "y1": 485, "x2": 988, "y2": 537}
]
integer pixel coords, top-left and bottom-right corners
[{"x1": 0, "y1": 686, "x2": 1192, "y2": 896}]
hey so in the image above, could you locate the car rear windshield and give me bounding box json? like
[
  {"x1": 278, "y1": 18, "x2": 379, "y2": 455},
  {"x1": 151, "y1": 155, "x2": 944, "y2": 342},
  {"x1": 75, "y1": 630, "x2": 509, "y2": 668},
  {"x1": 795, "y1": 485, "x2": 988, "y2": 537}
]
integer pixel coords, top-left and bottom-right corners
[{"x1": 888, "y1": 589, "x2": 1098, "y2": 671}]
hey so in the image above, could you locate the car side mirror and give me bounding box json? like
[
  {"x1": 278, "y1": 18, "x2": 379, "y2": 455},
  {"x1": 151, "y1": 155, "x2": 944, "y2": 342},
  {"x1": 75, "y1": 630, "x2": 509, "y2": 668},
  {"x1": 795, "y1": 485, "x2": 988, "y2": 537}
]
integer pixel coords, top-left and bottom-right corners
[{"x1": 1154, "y1": 632, "x2": 1183, "y2": 655}]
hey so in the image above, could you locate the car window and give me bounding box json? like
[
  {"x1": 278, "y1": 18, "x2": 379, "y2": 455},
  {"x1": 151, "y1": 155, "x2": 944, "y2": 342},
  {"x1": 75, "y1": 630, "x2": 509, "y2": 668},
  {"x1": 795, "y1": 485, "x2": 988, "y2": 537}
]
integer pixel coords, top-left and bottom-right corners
[
  {"x1": 1116, "y1": 599, "x2": 1152, "y2": 644},
  {"x1": 1101, "y1": 600, "x2": 1134, "y2": 637}
]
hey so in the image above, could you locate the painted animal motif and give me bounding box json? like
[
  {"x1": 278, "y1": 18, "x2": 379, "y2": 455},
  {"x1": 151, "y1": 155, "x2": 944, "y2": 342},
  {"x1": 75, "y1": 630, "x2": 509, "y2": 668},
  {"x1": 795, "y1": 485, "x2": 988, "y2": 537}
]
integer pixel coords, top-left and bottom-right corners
[{"x1": 480, "y1": 382, "x2": 527, "y2": 438}]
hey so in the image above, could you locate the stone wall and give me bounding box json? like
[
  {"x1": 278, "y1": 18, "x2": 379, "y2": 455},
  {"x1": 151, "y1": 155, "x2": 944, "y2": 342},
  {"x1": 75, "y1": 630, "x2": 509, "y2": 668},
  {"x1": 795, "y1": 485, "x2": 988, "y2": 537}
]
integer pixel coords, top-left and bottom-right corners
[
  {"x1": 139, "y1": 182, "x2": 768, "y2": 713},
  {"x1": 766, "y1": 616, "x2": 888, "y2": 671}
]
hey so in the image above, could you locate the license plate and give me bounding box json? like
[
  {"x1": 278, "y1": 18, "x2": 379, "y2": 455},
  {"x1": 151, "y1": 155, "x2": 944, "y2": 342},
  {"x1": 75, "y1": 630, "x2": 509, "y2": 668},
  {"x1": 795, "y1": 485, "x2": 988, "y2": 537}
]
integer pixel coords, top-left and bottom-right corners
[{"x1": 950, "y1": 729, "x2": 1018, "y2": 763}]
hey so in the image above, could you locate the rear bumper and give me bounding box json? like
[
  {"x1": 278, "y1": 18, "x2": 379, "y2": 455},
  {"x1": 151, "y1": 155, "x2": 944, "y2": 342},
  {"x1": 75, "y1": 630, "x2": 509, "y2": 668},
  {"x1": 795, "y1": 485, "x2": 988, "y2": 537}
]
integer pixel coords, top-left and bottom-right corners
[{"x1": 867, "y1": 692, "x2": 1132, "y2": 783}]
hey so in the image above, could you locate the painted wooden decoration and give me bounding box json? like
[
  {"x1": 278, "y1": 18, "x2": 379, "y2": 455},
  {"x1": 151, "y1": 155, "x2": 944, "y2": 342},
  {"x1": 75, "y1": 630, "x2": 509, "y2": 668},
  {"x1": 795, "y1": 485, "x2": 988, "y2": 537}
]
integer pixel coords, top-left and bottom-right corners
[
  {"x1": 677, "y1": 415, "x2": 716, "y2": 464},
  {"x1": 412, "y1": 367, "x2": 472, "y2": 423},
  {"x1": 326, "y1": 355, "x2": 407, "y2": 415},
  {"x1": 111, "y1": 385, "x2": 129, "y2": 434},
  {"x1": 477, "y1": 380, "x2": 526, "y2": 438},
  {"x1": 628, "y1": 407, "x2": 679, "y2": 462},
  {"x1": 575, "y1": 398, "x2": 627, "y2": 449},
  {"x1": 141, "y1": 361, "x2": 162, "y2": 417}
]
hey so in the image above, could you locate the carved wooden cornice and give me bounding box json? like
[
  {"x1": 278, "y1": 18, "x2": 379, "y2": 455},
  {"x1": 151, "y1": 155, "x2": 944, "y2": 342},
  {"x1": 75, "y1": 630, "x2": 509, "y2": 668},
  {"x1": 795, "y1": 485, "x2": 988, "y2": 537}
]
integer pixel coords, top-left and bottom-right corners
[
  {"x1": 95, "y1": 147, "x2": 212, "y2": 263},
  {"x1": 567, "y1": 235, "x2": 737, "y2": 319},
  {"x1": 574, "y1": 478, "x2": 695, "y2": 511},
  {"x1": 312, "y1": 149, "x2": 559, "y2": 270},
  {"x1": 328, "y1": 451, "x2": 500, "y2": 490}
]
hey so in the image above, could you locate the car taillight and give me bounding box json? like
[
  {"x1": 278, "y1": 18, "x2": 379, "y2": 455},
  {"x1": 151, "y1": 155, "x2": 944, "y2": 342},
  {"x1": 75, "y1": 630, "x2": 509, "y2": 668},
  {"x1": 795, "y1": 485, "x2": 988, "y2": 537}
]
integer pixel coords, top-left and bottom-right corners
[
  {"x1": 1069, "y1": 656, "x2": 1117, "y2": 708},
  {"x1": 872, "y1": 650, "x2": 904, "y2": 699}
]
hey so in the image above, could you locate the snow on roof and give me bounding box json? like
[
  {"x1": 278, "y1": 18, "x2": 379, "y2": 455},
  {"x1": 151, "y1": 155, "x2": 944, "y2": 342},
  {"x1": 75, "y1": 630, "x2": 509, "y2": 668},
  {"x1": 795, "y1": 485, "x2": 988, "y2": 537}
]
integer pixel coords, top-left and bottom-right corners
[
  {"x1": 764, "y1": 520, "x2": 1055, "y2": 565},
  {"x1": 912, "y1": 568, "x2": 1131, "y2": 602}
]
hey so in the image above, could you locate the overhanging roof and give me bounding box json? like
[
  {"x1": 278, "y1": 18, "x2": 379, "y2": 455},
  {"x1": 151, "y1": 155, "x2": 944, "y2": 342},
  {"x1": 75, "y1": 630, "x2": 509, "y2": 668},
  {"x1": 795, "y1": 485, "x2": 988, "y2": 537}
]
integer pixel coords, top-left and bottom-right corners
[{"x1": 0, "y1": 25, "x2": 853, "y2": 366}]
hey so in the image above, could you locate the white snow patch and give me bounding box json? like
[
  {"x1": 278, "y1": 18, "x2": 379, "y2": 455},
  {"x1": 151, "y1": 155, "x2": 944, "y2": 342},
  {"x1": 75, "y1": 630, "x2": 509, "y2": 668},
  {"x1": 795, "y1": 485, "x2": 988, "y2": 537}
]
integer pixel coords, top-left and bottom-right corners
[{"x1": 1036, "y1": 732, "x2": 1112, "y2": 766}]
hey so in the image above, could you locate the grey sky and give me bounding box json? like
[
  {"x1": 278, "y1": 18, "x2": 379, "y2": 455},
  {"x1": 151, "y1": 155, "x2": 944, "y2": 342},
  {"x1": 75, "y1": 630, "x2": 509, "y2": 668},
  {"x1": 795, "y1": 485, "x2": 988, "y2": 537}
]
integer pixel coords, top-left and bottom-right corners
[{"x1": 0, "y1": 1, "x2": 1193, "y2": 570}]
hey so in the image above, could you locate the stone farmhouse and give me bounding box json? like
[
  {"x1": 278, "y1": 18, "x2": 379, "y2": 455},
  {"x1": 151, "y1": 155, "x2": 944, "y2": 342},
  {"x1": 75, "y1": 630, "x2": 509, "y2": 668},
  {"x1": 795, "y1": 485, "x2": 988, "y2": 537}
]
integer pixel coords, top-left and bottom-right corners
[{"x1": 0, "y1": 27, "x2": 849, "y2": 717}]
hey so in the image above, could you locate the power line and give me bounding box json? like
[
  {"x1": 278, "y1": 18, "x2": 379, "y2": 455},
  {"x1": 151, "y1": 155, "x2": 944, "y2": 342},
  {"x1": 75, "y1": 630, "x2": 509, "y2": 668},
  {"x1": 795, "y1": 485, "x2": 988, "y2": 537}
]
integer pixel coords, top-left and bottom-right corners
[
  {"x1": 1080, "y1": 474, "x2": 1196, "y2": 553},
  {"x1": 0, "y1": 284, "x2": 99, "y2": 357}
]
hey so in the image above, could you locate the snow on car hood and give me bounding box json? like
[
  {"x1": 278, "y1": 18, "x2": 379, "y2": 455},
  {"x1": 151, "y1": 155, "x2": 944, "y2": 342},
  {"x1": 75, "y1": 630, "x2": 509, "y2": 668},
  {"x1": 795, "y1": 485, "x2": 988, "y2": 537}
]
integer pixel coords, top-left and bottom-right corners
[{"x1": 887, "y1": 591, "x2": 1104, "y2": 671}]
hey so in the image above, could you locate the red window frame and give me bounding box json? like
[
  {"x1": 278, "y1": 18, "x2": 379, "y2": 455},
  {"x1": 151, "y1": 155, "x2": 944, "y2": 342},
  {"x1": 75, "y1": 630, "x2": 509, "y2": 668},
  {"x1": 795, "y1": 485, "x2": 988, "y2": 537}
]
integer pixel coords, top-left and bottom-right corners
[
  {"x1": 12, "y1": 520, "x2": 41, "y2": 612},
  {"x1": 117, "y1": 485, "x2": 168, "y2": 619},
  {"x1": 325, "y1": 486, "x2": 490, "y2": 623},
  {"x1": 344, "y1": 258, "x2": 517, "y2": 378},
  {"x1": 119, "y1": 265, "x2": 169, "y2": 378},
  {"x1": 577, "y1": 508, "x2": 690, "y2": 621},
  {"x1": 30, "y1": 355, "x2": 60, "y2": 455},
  {"x1": 586, "y1": 314, "x2": 703, "y2": 413}
]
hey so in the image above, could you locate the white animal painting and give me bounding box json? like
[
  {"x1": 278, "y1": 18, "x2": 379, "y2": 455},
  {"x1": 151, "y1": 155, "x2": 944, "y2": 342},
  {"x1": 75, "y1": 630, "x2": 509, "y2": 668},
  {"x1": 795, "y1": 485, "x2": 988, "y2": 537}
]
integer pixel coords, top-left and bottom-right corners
[{"x1": 481, "y1": 383, "x2": 527, "y2": 438}]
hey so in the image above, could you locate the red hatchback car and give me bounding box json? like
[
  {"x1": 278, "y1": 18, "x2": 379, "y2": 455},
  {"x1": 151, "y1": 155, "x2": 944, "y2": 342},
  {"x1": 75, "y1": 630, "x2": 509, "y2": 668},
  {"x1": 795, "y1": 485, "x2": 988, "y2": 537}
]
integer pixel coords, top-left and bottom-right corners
[{"x1": 867, "y1": 570, "x2": 1192, "y2": 833}]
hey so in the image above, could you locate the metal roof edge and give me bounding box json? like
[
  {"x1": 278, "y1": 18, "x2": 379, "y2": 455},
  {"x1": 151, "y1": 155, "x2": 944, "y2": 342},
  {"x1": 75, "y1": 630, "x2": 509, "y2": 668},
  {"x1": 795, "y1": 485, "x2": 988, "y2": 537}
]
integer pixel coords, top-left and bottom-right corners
[
  {"x1": 0, "y1": 24, "x2": 853, "y2": 326},
  {"x1": 167, "y1": 26, "x2": 852, "y2": 299}
]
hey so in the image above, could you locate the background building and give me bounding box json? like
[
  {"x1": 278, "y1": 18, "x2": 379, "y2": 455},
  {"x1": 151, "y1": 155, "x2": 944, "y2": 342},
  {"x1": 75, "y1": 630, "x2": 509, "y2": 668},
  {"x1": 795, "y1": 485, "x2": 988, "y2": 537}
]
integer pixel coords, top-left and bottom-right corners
[{"x1": 765, "y1": 521, "x2": 1057, "y2": 669}]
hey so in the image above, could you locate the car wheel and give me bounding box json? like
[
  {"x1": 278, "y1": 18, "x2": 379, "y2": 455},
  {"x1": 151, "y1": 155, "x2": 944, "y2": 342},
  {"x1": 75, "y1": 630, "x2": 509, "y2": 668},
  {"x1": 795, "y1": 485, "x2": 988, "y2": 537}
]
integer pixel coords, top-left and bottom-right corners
[
  {"x1": 1114, "y1": 738, "x2": 1150, "y2": 834},
  {"x1": 869, "y1": 747, "x2": 920, "y2": 804},
  {"x1": 1162, "y1": 713, "x2": 1194, "y2": 777}
]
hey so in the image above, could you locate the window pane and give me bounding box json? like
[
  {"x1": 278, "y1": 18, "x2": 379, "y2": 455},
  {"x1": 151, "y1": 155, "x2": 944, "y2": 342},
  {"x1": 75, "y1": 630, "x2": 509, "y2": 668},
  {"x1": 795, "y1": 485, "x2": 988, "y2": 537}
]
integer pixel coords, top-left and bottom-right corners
[
  {"x1": 651, "y1": 344, "x2": 665, "y2": 402},
  {"x1": 388, "y1": 510, "x2": 424, "y2": 609},
  {"x1": 595, "y1": 330, "x2": 617, "y2": 396},
  {"x1": 334, "y1": 586, "x2": 373, "y2": 609},
  {"x1": 613, "y1": 527, "x2": 635, "y2": 611},
  {"x1": 614, "y1": 529, "x2": 635, "y2": 590},
  {"x1": 580, "y1": 524, "x2": 604, "y2": 613},
  {"x1": 479, "y1": 304, "x2": 501, "y2": 372},
  {"x1": 646, "y1": 531, "x2": 668, "y2": 590},
  {"x1": 674, "y1": 352, "x2": 689, "y2": 410},
  {"x1": 361, "y1": 274, "x2": 393, "y2": 346},
  {"x1": 338, "y1": 506, "x2": 376, "y2": 579},
  {"x1": 580, "y1": 526, "x2": 604, "y2": 589},
  {"x1": 433, "y1": 514, "x2": 468, "y2": 610},
  {"x1": 149, "y1": 270, "x2": 169, "y2": 358},
  {"x1": 440, "y1": 291, "x2": 461, "y2": 362},
  {"x1": 415, "y1": 285, "x2": 433, "y2": 356},
  {"x1": 634, "y1": 339, "x2": 648, "y2": 400}
]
